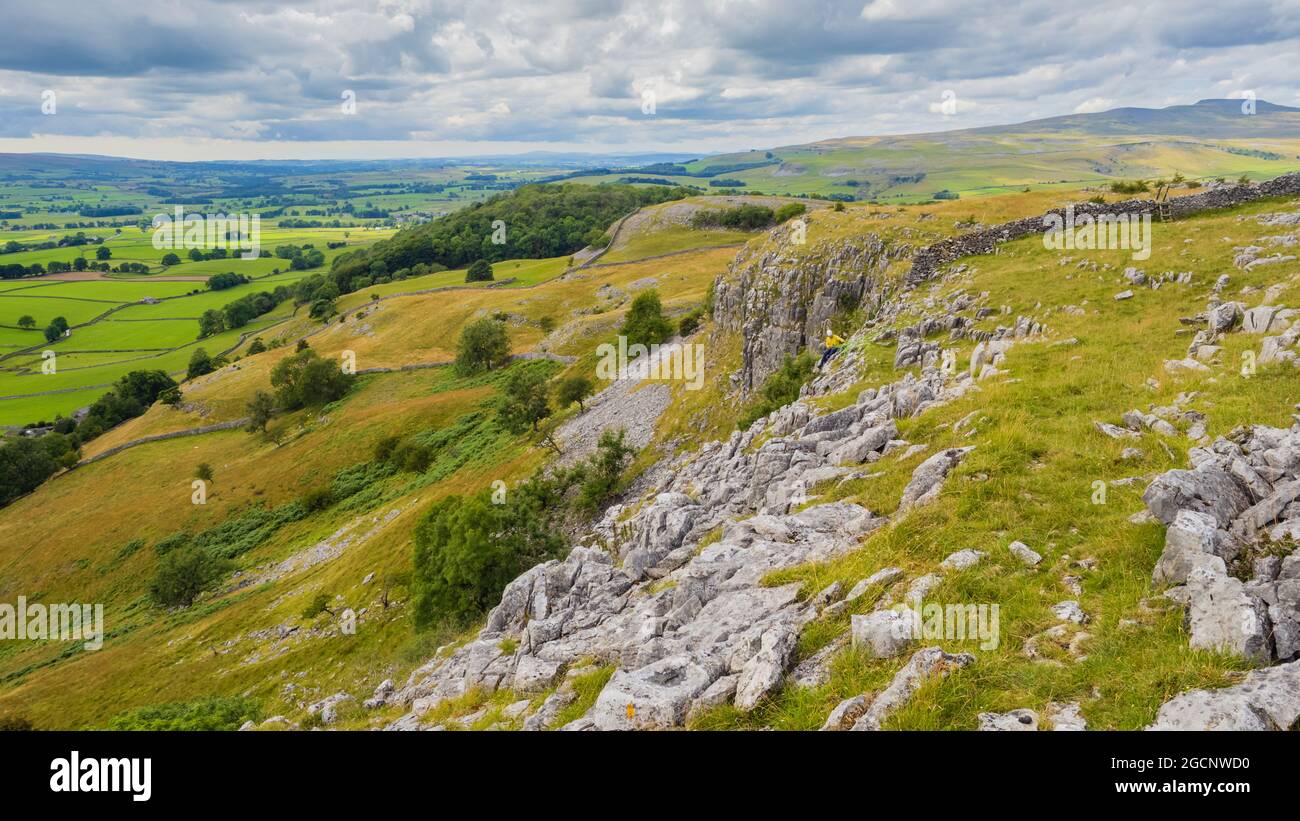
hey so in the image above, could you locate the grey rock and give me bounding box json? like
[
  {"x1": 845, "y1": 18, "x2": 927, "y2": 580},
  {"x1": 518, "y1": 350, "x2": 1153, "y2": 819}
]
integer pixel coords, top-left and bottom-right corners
[
  {"x1": 851, "y1": 609, "x2": 916, "y2": 658},
  {"x1": 977, "y1": 708, "x2": 1039, "y2": 730},
  {"x1": 1046, "y1": 701, "x2": 1087, "y2": 731},
  {"x1": 899, "y1": 447, "x2": 974, "y2": 509},
  {"x1": 820, "y1": 694, "x2": 871, "y2": 731},
  {"x1": 940, "y1": 548, "x2": 986, "y2": 571},
  {"x1": 590, "y1": 654, "x2": 717, "y2": 730},
  {"x1": 1185, "y1": 570, "x2": 1272, "y2": 663},
  {"x1": 1148, "y1": 660, "x2": 1300, "y2": 730},
  {"x1": 1151, "y1": 509, "x2": 1233, "y2": 586},
  {"x1": 845, "y1": 567, "x2": 904, "y2": 602},
  {"x1": 1008, "y1": 540, "x2": 1042, "y2": 566},
  {"x1": 1051, "y1": 600, "x2": 1090, "y2": 624},
  {"x1": 851, "y1": 647, "x2": 975, "y2": 731}
]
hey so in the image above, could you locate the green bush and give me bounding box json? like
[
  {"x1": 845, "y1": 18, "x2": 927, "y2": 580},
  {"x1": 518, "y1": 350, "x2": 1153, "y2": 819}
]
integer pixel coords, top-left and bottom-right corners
[
  {"x1": 466, "y1": 259, "x2": 494, "y2": 282},
  {"x1": 149, "y1": 546, "x2": 233, "y2": 608},
  {"x1": 774, "y1": 202, "x2": 806, "y2": 223},
  {"x1": 455, "y1": 318, "x2": 511, "y2": 375},
  {"x1": 411, "y1": 430, "x2": 634, "y2": 627},
  {"x1": 738, "y1": 351, "x2": 814, "y2": 430},
  {"x1": 1109, "y1": 179, "x2": 1150, "y2": 194},
  {"x1": 300, "y1": 486, "x2": 335, "y2": 512},
  {"x1": 619, "y1": 289, "x2": 673, "y2": 348},
  {"x1": 107, "y1": 696, "x2": 260, "y2": 731},
  {"x1": 270, "y1": 349, "x2": 353, "y2": 410},
  {"x1": 300, "y1": 592, "x2": 332, "y2": 620}
]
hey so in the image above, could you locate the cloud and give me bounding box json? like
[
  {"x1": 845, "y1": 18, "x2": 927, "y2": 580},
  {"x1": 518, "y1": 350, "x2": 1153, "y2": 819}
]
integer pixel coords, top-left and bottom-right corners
[
  {"x1": 1074, "y1": 97, "x2": 1117, "y2": 114},
  {"x1": 0, "y1": 0, "x2": 1293, "y2": 158}
]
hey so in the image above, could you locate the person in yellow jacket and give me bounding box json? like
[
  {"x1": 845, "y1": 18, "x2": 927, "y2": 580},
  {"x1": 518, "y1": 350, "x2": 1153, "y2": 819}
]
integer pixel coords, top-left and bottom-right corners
[{"x1": 819, "y1": 326, "x2": 845, "y2": 369}]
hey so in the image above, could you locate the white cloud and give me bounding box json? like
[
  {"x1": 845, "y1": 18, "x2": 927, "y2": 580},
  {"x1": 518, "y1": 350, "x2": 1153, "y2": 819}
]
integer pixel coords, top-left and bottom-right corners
[{"x1": 1074, "y1": 97, "x2": 1117, "y2": 113}]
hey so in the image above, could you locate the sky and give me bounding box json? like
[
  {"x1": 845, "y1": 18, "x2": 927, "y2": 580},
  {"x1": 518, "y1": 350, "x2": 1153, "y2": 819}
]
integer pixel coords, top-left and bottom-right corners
[{"x1": 0, "y1": 0, "x2": 1297, "y2": 161}]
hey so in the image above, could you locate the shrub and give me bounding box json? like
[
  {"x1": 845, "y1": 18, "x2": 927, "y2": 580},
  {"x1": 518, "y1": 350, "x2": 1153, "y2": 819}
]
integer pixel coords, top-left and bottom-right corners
[
  {"x1": 619, "y1": 289, "x2": 673, "y2": 348},
  {"x1": 678, "y1": 306, "x2": 705, "y2": 337},
  {"x1": 300, "y1": 486, "x2": 334, "y2": 512},
  {"x1": 149, "y1": 546, "x2": 233, "y2": 607},
  {"x1": 738, "y1": 351, "x2": 814, "y2": 430},
  {"x1": 270, "y1": 349, "x2": 353, "y2": 410},
  {"x1": 187, "y1": 348, "x2": 214, "y2": 379},
  {"x1": 1109, "y1": 179, "x2": 1150, "y2": 195},
  {"x1": 466, "y1": 259, "x2": 494, "y2": 282},
  {"x1": 107, "y1": 696, "x2": 260, "y2": 731},
  {"x1": 774, "y1": 202, "x2": 806, "y2": 223},
  {"x1": 554, "y1": 374, "x2": 594, "y2": 412},
  {"x1": 454, "y1": 318, "x2": 510, "y2": 375},
  {"x1": 300, "y1": 592, "x2": 332, "y2": 620},
  {"x1": 496, "y1": 366, "x2": 551, "y2": 433}
]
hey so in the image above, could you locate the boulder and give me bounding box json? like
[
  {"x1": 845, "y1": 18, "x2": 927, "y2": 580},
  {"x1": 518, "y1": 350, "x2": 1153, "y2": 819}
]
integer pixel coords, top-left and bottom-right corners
[
  {"x1": 977, "y1": 709, "x2": 1039, "y2": 730},
  {"x1": 851, "y1": 609, "x2": 916, "y2": 658},
  {"x1": 1008, "y1": 540, "x2": 1042, "y2": 566},
  {"x1": 1185, "y1": 571, "x2": 1272, "y2": 663},
  {"x1": 1148, "y1": 660, "x2": 1300, "y2": 730},
  {"x1": 590, "y1": 655, "x2": 718, "y2": 730}
]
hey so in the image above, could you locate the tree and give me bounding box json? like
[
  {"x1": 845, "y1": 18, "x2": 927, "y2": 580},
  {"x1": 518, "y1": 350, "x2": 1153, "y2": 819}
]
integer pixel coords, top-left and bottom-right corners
[
  {"x1": 115, "y1": 370, "x2": 177, "y2": 406},
  {"x1": 497, "y1": 366, "x2": 551, "y2": 433},
  {"x1": 246, "y1": 337, "x2": 266, "y2": 355},
  {"x1": 96, "y1": 246, "x2": 112, "y2": 260},
  {"x1": 245, "y1": 390, "x2": 275, "y2": 434},
  {"x1": 195, "y1": 463, "x2": 213, "y2": 482},
  {"x1": 466, "y1": 259, "x2": 494, "y2": 282},
  {"x1": 149, "y1": 546, "x2": 232, "y2": 608},
  {"x1": 161, "y1": 253, "x2": 181, "y2": 266},
  {"x1": 187, "y1": 348, "x2": 214, "y2": 379},
  {"x1": 309, "y1": 296, "x2": 336, "y2": 320},
  {"x1": 576, "y1": 429, "x2": 634, "y2": 511},
  {"x1": 16, "y1": 315, "x2": 35, "y2": 330},
  {"x1": 198, "y1": 309, "x2": 225, "y2": 338},
  {"x1": 0, "y1": 437, "x2": 59, "y2": 507},
  {"x1": 554, "y1": 374, "x2": 594, "y2": 412},
  {"x1": 43, "y1": 316, "x2": 69, "y2": 343},
  {"x1": 619, "y1": 289, "x2": 672, "y2": 348},
  {"x1": 159, "y1": 386, "x2": 183, "y2": 408},
  {"x1": 269, "y1": 349, "x2": 353, "y2": 410},
  {"x1": 455, "y1": 318, "x2": 510, "y2": 375}
]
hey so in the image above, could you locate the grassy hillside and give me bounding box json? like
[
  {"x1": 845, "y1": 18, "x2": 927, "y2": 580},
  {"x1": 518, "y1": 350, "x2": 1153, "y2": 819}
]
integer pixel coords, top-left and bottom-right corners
[{"x1": 0, "y1": 223, "x2": 734, "y2": 728}]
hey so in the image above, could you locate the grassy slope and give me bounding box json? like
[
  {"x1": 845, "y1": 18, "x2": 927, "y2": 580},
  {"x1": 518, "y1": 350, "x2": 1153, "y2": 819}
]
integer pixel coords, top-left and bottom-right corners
[
  {"x1": 0, "y1": 229, "x2": 733, "y2": 728},
  {"x1": 4, "y1": 182, "x2": 1297, "y2": 731},
  {"x1": 693, "y1": 195, "x2": 1300, "y2": 730}
]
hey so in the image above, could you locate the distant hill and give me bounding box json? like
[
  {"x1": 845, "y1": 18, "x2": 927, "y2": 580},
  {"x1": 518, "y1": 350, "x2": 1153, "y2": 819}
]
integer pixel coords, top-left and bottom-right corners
[{"x1": 588, "y1": 99, "x2": 1300, "y2": 203}]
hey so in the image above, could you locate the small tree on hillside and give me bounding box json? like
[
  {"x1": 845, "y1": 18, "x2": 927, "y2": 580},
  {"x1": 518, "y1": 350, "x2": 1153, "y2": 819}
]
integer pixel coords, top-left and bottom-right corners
[
  {"x1": 187, "y1": 348, "x2": 214, "y2": 379},
  {"x1": 455, "y1": 318, "x2": 510, "y2": 374},
  {"x1": 554, "y1": 374, "x2": 594, "y2": 412},
  {"x1": 245, "y1": 390, "x2": 275, "y2": 434},
  {"x1": 619, "y1": 289, "x2": 673, "y2": 348},
  {"x1": 497, "y1": 367, "x2": 551, "y2": 433},
  {"x1": 43, "y1": 316, "x2": 69, "y2": 343},
  {"x1": 270, "y1": 349, "x2": 353, "y2": 410},
  {"x1": 465, "y1": 259, "x2": 494, "y2": 283},
  {"x1": 150, "y1": 547, "x2": 232, "y2": 608},
  {"x1": 17, "y1": 315, "x2": 35, "y2": 330}
]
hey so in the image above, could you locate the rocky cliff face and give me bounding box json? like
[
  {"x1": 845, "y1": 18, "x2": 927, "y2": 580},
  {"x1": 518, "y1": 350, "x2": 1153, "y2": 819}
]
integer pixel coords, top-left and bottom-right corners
[
  {"x1": 712, "y1": 220, "x2": 911, "y2": 392},
  {"x1": 385, "y1": 359, "x2": 979, "y2": 730}
]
